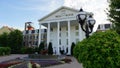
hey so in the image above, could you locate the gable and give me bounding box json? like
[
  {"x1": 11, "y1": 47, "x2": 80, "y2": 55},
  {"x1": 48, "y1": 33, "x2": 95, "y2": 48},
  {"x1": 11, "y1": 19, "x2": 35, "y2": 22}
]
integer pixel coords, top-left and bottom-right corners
[{"x1": 39, "y1": 6, "x2": 79, "y2": 22}]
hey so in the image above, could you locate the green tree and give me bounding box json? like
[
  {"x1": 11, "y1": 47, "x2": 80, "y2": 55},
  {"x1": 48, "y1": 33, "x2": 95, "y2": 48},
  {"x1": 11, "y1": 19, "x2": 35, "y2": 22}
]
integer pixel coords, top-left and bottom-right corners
[
  {"x1": 48, "y1": 42, "x2": 53, "y2": 55},
  {"x1": 0, "y1": 32, "x2": 8, "y2": 47},
  {"x1": 8, "y1": 30, "x2": 23, "y2": 53},
  {"x1": 107, "y1": 0, "x2": 120, "y2": 34},
  {"x1": 71, "y1": 42, "x2": 75, "y2": 56},
  {"x1": 74, "y1": 30, "x2": 120, "y2": 68},
  {"x1": 38, "y1": 42, "x2": 45, "y2": 53}
]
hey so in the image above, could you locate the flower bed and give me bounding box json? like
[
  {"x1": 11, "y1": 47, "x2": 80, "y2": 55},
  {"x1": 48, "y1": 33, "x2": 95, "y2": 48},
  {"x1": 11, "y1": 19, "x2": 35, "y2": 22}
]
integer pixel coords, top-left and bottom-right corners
[
  {"x1": 61, "y1": 58, "x2": 72, "y2": 63},
  {"x1": 0, "y1": 56, "x2": 72, "y2": 68},
  {"x1": 0, "y1": 59, "x2": 23, "y2": 68},
  {"x1": 0, "y1": 62, "x2": 21, "y2": 68}
]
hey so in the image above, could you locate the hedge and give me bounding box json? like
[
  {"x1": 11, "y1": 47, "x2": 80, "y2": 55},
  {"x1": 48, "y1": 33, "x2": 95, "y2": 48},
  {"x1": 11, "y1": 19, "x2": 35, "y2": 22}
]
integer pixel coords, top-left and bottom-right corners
[
  {"x1": 73, "y1": 30, "x2": 120, "y2": 68},
  {"x1": 0, "y1": 47, "x2": 11, "y2": 56}
]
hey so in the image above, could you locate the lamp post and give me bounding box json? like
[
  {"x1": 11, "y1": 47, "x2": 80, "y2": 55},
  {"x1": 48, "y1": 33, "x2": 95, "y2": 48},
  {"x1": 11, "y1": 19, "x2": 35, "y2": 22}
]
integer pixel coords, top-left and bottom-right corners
[{"x1": 76, "y1": 8, "x2": 96, "y2": 38}]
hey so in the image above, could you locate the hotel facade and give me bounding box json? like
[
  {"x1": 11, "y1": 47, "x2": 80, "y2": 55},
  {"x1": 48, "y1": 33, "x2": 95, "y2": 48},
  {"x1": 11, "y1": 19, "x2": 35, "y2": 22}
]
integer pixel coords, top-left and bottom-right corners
[{"x1": 38, "y1": 6, "x2": 88, "y2": 55}]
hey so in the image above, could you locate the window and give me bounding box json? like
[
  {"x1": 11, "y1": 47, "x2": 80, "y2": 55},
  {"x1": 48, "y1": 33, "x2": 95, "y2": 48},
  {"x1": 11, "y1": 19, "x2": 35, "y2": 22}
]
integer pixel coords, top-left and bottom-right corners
[
  {"x1": 75, "y1": 26, "x2": 79, "y2": 30},
  {"x1": 33, "y1": 35, "x2": 35, "y2": 39},
  {"x1": 76, "y1": 32, "x2": 79, "y2": 36},
  {"x1": 35, "y1": 41, "x2": 38, "y2": 45},
  {"x1": 50, "y1": 28, "x2": 53, "y2": 31},
  {"x1": 44, "y1": 29, "x2": 47, "y2": 32},
  {"x1": 26, "y1": 30, "x2": 29, "y2": 34},
  {"x1": 105, "y1": 24, "x2": 111, "y2": 29},
  {"x1": 66, "y1": 39, "x2": 68, "y2": 45},
  {"x1": 66, "y1": 32, "x2": 68, "y2": 36},
  {"x1": 43, "y1": 34, "x2": 46, "y2": 38},
  {"x1": 59, "y1": 33, "x2": 61, "y2": 37},
  {"x1": 23, "y1": 36, "x2": 26, "y2": 39},
  {"x1": 97, "y1": 25, "x2": 100, "y2": 29},
  {"x1": 60, "y1": 27, "x2": 61, "y2": 31},
  {"x1": 36, "y1": 35, "x2": 38, "y2": 39},
  {"x1": 66, "y1": 27, "x2": 68, "y2": 31},
  {"x1": 32, "y1": 30, "x2": 35, "y2": 33},
  {"x1": 76, "y1": 38, "x2": 79, "y2": 43},
  {"x1": 37, "y1": 29, "x2": 39, "y2": 33},
  {"x1": 30, "y1": 36, "x2": 32, "y2": 39},
  {"x1": 59, "y1": 39, "x2": 61, "y2": 45}
]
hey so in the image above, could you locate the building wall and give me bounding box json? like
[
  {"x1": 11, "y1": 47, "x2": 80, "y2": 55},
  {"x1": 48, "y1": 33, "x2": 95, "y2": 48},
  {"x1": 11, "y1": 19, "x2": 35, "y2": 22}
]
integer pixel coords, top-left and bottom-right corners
[
  {"x1": 49, "y1": 23, "x2": 81, "y2": 54},
  {"x1": 23, "y1": 29, "x2": 47, "y2": 47},
  {"x1": 97, "y1": 23, "x2": 112, "y2": 31}
]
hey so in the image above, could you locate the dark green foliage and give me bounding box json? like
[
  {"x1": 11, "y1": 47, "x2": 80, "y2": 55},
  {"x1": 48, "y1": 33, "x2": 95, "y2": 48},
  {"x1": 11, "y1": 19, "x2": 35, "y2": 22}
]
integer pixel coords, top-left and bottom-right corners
[
  {"x1": 0, "y1": 30, "x2": 23, "y2": 54},
  {"x1": 0, "y1": 47, "x2": 11, "y2": 56},
  {"x1": 0, "y1": 32, "x2": 8, "y2": 47},
  {"x1": 38, "y1": 42, "x2": 45, "y2": 53},
  {"x1": 74, "y1": 30, "x2": 120, "y2": 68},
  {"x1": 48, "y1": 42, "x2": 53, "y2": 55},
  {"x1": 21, "y1": 47, "x2": 35, "y2": 54},
  {"x1": 71, "y1": 42, "x2": 75, "y2": 56},
  {"x1": 8, "y1": 30, "x2": 23, "y2": 53},
  {"x1": 107, "y1": 0, "x2": 120, "y2": 34}
]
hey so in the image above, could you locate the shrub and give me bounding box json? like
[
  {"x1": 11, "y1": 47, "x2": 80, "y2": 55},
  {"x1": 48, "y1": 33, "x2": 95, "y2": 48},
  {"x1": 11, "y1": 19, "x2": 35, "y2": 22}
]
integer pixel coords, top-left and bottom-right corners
[
  {"x1": 48, "y1": 42, "x2": 53, "y2": 55},
  {"x1": 0, "y1": 47, "x2": 11, "y2": 56},
  {"x1": 21, "y1": 47, "x2": 35, "y2": 54},
  {"x1": 39, "y1": 42, "x2": 45, "y2": 54},
  {"x1": 74, "y1": 30, "x2": 120, "y2": 68},
  {"x1": 71, "y1": 42, "x2": 75, "y2": 55},
  {"x1": 40, "y1": 50, "x2": 48, "y2": 55}
]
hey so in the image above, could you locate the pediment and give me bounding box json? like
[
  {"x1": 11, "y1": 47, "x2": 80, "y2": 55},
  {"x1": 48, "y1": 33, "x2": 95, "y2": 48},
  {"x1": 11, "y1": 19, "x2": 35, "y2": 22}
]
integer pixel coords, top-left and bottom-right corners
[{"x1": 39, "y1": 6, "x2": 79, "y2": 22}]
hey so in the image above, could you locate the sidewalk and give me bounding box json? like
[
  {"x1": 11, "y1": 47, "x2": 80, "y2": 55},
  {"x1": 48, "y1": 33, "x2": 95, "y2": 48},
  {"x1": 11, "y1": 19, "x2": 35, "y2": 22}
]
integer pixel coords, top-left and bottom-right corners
[
  {"x1": 44, "y1": 56, "x2": 83, "y2": 68},
  {"x1": 0, "y1": 55, "x2": 83, "y2": 68},
  {"x1": 0, "y1": 54, "x2": 28, "y2": 63}
]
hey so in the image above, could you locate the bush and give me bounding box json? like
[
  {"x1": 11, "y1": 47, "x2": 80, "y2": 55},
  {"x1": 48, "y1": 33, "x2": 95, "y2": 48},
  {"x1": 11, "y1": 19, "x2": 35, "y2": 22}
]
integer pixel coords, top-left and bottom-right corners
[
  {"x1": 71, "y1": 42, "x2": 75, "y2": 55},
  {"x1": 39, "y1": 42, "x2": 45, "y2": 54},
  {"x1": 21, "y1": 47, "x2": 35, "y2": 54},
  {"x1": 48, "y1": 42, "x2": 53, "y2": 55},
  {"x1": 74, "y1": 30, "x2": 120, "y2": 68},
  {"x1": 0, "y1": 47, "x2": 11, "y2": 56}
]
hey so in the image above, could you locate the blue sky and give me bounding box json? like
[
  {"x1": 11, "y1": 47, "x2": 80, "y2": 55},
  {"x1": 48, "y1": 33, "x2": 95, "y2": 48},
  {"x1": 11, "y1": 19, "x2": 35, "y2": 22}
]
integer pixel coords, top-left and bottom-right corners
[
  {"x1": 0, "y1": 0, "x2": 63, "y2": 30},
  {"x1": 0, "y1": 0, "x2": 108, "y2": 31}
]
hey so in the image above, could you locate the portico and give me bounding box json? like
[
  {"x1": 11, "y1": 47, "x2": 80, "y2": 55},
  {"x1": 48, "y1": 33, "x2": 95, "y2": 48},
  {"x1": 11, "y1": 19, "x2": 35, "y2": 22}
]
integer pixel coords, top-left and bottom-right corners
[{"x1": 38, "y1": 6, "x2": 85, "y2": 55}]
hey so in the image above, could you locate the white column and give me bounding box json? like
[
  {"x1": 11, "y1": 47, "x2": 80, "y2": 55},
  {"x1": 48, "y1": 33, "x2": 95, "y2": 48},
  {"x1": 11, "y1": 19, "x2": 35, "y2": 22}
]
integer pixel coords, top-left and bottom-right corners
[
  {"x1": 38, "y1": 23, "x2": 41, "y2": 47},
  {"x1": 67, "y1": 20, "x2": 71, "y2": 55},
  {"x1": 47, "y1": 23, "x2": 50, "y2": 46},
  {"x1": 57, "y1": 22, "x2": 60, "y2": 55}
]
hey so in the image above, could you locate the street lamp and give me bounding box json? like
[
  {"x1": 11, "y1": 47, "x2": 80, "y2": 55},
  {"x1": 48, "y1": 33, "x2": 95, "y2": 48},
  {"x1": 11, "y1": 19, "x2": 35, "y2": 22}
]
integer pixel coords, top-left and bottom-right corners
[{"x1": 76, "y1": 8, "x2": 96, "y2": 38}]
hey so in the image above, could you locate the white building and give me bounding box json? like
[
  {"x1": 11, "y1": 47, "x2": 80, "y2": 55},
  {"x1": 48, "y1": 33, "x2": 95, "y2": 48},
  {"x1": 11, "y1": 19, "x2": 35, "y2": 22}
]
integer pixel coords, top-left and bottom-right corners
[
  {"x1": 38, "y1": 6, "x2": 91, "y2": 55},
  {"x1": 23, "y1": 29, "x2": 47, "y2": 47},
  {"x1": 97, "y1": 23, "x2": 112, "y2": 31}
]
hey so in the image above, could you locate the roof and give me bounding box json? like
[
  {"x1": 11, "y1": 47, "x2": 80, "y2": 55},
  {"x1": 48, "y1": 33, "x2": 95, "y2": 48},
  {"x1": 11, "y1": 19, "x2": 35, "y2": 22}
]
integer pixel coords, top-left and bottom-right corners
[
  {"x1": 38, "y1": 6, "x2": 79, "y2": 22},
  {"x1": 0, "y1": 26, "x2": 15, "y2": 34}
]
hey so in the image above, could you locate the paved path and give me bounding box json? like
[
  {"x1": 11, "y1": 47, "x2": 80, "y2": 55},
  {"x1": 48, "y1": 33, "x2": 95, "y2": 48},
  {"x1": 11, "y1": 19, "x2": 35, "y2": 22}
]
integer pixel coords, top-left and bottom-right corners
[
  {"x1": 0, "y1": 54, "x2": 28, "y2": 63},
  {"x1": 0, "y1": 55, "x2": 83, "y2": 68},
  {"x1": 44, "y1": 56, "x2": 83, "y2": 68}
]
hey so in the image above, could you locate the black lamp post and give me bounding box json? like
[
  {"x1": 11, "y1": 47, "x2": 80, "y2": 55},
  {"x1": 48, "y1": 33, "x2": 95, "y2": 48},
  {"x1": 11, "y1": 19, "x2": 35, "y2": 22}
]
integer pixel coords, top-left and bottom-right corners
[{"x1": 77, "y1": 8, "x2": 96, "y2": 38}]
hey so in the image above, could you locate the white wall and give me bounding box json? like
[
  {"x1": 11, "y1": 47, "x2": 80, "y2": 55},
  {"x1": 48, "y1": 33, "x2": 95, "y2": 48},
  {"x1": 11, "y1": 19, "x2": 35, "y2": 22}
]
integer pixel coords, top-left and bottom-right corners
[{"x1": 49, "y1": 22, "x2": 86, "y2": 54}]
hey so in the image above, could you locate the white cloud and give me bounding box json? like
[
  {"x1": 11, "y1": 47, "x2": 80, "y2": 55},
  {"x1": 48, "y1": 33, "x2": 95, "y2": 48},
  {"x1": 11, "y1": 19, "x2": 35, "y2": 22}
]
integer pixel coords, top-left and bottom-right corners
[
  {"x1": 64, "y1": 0, "x2": 109, "y2": 31},
  {"x1": 8, "y1": 0, "x2": 62, "y2": 12}
]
